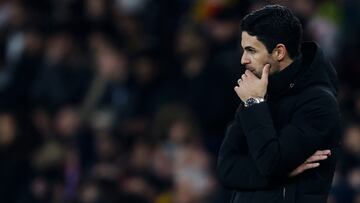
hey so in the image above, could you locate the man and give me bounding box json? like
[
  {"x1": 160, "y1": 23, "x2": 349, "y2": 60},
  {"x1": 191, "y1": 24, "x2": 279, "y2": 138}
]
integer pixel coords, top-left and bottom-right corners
[{"x1": 217, "y1": 5, "x2": 341, "y2": 203}]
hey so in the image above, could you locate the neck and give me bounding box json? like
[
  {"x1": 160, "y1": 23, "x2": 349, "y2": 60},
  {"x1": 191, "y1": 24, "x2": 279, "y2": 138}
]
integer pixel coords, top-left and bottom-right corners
[{"x1": 279, "y1": 57, "x2": 294, "y2": 71}]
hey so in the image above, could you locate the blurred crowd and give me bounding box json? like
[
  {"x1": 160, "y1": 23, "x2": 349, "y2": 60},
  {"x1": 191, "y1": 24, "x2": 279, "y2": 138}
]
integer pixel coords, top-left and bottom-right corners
[{"x1": 0, "y1": 0, "x2": 359, "y2": 203}]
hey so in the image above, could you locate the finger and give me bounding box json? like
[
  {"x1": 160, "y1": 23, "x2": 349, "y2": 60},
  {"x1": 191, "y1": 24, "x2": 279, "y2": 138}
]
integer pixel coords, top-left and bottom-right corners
[
  {"x1": 290, "y1": 162, "x2": 321, "y2": 177},
  {"x1": 302, "y1": 163, "x2": 320, "y2": 171},
  {"x1": 241, "y1": 74, "x2": 247, "y2": 80},
  {"x1": 314, "y1": 150, "x2": 331, "y2": 156},
  {"x1": 237, "y1": 78, "x2": 242, "y2": 85},
  {"x1": 321, "y1": 150, "x2": 331, "y2": 155},
  {"x1": 289, "y1": 168, "x2": 302, "y2": 177},
  {"x1": 297, "y1": 163, "x2": 321, "y2": 174},
  {"x1": 306, "y1": 155, "x2": 328, "y2": 163},
  {"x1": 308, "y1": 154, "x2": 328, "y2": 160},
  {"x1": 290, "y1": 162, "x2": 320, "y2": 177},
  {"x1": 245, "y1": 70, "x2": 255, "y2": 78},
  {"x1": 261, "y1": 64, "x2": 270, "y2": 81},
  {"x1": 315, "y1": 150, "x2": 331, "y2": 155}
]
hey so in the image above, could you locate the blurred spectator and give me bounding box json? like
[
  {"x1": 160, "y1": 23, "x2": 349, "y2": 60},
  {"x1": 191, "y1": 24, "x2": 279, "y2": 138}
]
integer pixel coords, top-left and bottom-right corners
[
  {"x1": 31, "y1": 31, "x2": 92, "y2": 109},
  {"x1": 0, "y1": 112, "x2": 32, "y2": 203}
]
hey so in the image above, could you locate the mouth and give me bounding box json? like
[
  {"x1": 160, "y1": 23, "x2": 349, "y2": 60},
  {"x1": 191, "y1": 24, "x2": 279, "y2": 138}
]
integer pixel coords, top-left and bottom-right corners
[
  {"x1": 245, "y1": 68, "x2": 260, "y2": 78},
  {"x1": 245, "y1": 65, "x2": 253, "y2": 70},
  {"x1": 246, "y1": 68, "x2": 255, "y2": 74}
]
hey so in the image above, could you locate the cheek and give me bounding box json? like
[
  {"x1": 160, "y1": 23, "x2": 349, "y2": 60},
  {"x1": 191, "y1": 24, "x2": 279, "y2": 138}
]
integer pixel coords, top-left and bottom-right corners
[
  {"x1": 252, "y1": 55, "x2": 266, "y2": 68},
  {"x1": 253, "y1": 53, "x2": 267, "y2": 63},
  {"x1": 252, "y1": 54, "x2": 271, "y2": 75},
  {"x1": 248, "y1": 56, "x2": 257, "y2": 66}
]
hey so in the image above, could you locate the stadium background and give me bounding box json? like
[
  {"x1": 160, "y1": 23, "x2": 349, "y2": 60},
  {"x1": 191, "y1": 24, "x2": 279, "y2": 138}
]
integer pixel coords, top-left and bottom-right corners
[{"x1": 0, "y1": 0, "x2": 359, "y2": 202}]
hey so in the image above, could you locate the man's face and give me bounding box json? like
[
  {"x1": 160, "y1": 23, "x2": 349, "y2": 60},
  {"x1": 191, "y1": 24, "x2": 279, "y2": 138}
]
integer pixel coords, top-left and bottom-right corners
[{"x1": 240, "y1": 31, "x2": 279, "y2": 78}]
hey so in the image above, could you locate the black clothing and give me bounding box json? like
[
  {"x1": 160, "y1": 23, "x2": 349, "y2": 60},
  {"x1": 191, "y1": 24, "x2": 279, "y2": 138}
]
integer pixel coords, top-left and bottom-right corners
[{"x1": 217, "y1": 42, "x2": 341, "y2": 203}]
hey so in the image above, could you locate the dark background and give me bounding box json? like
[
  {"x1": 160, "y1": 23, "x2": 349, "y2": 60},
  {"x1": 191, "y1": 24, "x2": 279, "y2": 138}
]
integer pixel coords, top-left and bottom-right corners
[{"x1": 0, "y1": 0, "x2": 359, "y2": 202}]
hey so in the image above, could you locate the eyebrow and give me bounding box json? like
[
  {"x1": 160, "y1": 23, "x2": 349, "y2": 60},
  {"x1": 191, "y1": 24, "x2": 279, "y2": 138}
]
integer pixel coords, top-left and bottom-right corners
[{"x1": 244, "y1": 46, "x2": 256, "y2": 51}]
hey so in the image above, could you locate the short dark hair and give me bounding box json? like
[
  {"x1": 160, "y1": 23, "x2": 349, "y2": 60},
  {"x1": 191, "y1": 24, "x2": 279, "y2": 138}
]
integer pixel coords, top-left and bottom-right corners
[{"x1": 241, "y1": 5, "x2": 303, "y2": 59}]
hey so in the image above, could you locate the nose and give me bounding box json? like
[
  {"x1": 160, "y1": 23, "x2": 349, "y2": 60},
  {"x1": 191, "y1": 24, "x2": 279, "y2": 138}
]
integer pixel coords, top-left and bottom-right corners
[{"x1": 241, "y1": 53, "x2": 250, "y2": 65}]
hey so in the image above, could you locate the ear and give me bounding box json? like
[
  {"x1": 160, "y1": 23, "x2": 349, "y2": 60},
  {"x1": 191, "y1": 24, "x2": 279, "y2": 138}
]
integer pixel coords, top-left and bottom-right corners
[{"x1": 273, "y1": 44, "x2": 287, "y2": 61}]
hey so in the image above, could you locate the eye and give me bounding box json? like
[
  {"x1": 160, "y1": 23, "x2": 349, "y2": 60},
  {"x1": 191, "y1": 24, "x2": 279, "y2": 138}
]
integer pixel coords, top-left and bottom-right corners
[
  {"x1": 244, "y1": 46, "x2": 257, "y2": 54},
  {"x1": 244, "y1": 47, "x2": 256, "y2": 54},
  {"x1": 248, "y1": 49, "x2": 256, "y2": 54}
]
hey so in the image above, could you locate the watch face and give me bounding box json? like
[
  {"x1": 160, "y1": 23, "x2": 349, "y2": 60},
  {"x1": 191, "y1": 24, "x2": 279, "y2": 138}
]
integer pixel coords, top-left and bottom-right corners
[
  {"x1": 245, "y1": 97, "x2": 264, "y2": 107},
  {"x1": 248, "y1": 98, "x2": 256, "y2": 104},
  {"x1": 245, "y1": 98, "x2": 256, "y2": 107}
]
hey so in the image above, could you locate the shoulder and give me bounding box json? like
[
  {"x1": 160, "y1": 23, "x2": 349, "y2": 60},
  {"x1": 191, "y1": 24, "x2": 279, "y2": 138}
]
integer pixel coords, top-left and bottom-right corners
[
  {"x1": 291, "y1": 86, "x2": 340, "y2": 124},
  {"x1": 296, "y1": 86, "x2": 338, "y2": 108}
]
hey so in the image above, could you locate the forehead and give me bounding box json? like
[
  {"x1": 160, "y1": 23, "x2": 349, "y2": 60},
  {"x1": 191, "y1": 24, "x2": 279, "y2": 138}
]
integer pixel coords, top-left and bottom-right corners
[{"x1": 241, "y1": 31, "x2": 266, "y2": 50}]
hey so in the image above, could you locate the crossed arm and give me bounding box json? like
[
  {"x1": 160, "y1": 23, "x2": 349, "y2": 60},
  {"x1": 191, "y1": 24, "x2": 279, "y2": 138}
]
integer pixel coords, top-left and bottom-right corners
[{"x1": 217, "y1": 94, "x2": 338, "y2": 190}]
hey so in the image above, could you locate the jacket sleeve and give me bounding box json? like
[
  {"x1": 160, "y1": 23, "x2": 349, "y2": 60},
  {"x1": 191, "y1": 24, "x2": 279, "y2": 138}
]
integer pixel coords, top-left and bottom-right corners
[
  {"x1": 238, "y1": 92, "x2": 340, "y2": 177},
  {"x1": 217, "y1": 119, "x2": 270, "y2": 190}
]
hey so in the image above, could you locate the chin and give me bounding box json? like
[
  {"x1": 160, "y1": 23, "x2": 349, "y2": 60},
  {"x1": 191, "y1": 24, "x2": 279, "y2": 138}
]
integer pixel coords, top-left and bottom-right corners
[{"x1": 254, "y1": 72, "x2": 262, "y2": 79}]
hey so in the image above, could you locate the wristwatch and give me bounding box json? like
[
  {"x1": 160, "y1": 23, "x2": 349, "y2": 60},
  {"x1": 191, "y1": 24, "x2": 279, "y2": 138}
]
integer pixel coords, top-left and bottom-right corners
[{"x1": 244, "y1": 97, "x2": 265, "y2": 108}]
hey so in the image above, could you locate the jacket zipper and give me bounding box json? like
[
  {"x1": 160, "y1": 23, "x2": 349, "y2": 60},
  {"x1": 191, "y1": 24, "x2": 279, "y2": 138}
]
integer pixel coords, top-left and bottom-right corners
[{"x1": 283, "y1": 187, "x2": 286, "y2": 199}]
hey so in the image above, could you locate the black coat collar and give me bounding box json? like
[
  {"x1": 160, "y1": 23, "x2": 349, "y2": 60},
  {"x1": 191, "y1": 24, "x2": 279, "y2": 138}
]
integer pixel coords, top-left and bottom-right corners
[{"x1": 267, "y1": 55, "x2": 303, "y2": 99}]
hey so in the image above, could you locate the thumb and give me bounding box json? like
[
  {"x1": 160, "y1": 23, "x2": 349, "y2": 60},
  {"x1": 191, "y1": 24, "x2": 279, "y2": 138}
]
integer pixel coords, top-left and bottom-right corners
[{"x1": 261, "y1": 64, "x2": 270, "y2": 82}]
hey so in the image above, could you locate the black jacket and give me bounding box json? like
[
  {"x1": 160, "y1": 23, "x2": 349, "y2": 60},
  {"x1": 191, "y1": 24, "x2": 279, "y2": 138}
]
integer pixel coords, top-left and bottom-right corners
[{"x1": 217, "y1": 42, "x2": 341, "y2": 203}]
